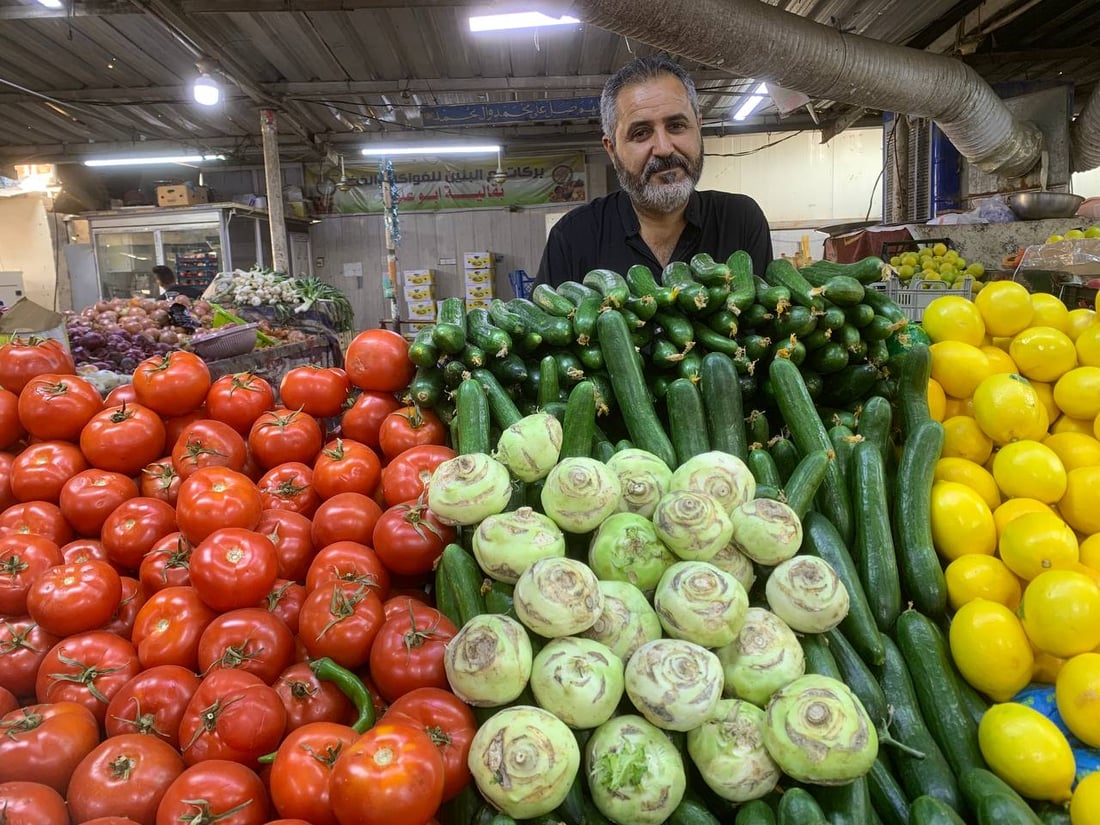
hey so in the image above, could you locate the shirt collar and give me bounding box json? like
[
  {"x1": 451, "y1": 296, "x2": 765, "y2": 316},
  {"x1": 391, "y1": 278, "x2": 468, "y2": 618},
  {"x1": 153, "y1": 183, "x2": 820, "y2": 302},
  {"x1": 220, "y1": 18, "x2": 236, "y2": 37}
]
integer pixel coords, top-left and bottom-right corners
[{"x1": 617, "y1": 189, "x2": 703, "y2": 236}]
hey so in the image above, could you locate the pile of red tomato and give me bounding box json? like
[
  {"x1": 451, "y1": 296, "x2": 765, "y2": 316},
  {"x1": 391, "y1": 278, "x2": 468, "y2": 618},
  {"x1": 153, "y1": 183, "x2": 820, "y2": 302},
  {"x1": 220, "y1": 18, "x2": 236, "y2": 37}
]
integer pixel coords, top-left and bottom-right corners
[{"x1": 0, "y1": 330, "x2": 473, "y2": 825}]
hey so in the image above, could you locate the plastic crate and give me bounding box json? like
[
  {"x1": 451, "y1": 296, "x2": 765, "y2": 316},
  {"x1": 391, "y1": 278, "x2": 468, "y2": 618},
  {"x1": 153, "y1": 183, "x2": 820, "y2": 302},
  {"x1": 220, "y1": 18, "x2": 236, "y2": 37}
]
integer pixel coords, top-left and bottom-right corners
[
  {"x1": 869, "y1": 276, "x2": 973, "y2": 323},
  {"x1": 881, "y1": 236, "x2": 956, "y2": 261},
  {"x1": 508, "y1": 269, "x2": 537, "y2": 299},
  {"x1": 1059, "y1": 283, "x2": 1098, "y2": 310}
]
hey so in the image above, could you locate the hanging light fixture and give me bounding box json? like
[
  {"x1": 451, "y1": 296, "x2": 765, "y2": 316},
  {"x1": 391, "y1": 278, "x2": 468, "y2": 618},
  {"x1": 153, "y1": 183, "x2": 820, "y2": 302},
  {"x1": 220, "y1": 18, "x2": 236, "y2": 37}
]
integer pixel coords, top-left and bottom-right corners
[{"x1": 192, "y1": 60, "x2": 221, "y2": 106}]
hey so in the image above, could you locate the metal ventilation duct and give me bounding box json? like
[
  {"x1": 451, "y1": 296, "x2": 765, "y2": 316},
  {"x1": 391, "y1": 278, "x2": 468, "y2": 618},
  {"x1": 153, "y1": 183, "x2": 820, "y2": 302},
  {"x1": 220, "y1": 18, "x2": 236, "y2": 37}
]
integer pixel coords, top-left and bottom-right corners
[
  {"x1": 567, "y1": 0, "x2": 1046, "y2": 178},
  {"x1": 1072, "y1": 85, "x2": 1100, "y2": 173}
]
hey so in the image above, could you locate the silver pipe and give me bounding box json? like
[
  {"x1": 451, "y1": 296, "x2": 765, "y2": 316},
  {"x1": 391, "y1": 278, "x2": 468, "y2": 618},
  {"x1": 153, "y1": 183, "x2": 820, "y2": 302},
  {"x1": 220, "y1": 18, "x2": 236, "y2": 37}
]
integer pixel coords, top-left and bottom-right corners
[{"x1": 1072, "y1": 84, "x2": 1100, "y2": 173}]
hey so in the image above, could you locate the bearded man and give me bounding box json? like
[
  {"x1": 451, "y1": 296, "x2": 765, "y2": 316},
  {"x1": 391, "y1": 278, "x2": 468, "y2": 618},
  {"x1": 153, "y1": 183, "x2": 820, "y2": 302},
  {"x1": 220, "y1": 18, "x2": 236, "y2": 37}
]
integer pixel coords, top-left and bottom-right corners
[{"x1": 536, "y1": 56, "x2": 773, "y2": 286}]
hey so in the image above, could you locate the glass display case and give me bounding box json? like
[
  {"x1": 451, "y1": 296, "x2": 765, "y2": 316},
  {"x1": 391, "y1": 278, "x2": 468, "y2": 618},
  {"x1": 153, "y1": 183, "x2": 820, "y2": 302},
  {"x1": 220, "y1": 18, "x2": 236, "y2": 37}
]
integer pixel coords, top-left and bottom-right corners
[{"x1": 77, "y1": 204, "x2": 313, "y2": 309}]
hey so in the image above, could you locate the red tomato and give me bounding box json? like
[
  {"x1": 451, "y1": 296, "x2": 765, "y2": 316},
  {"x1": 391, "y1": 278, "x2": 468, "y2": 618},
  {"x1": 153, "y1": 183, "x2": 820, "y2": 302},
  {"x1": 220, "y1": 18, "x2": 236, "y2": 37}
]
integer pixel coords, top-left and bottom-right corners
[
  {"x1": 0, "y1": 452, "x2": 17, "y2": 512},
  {"x1": 155, "y1": 759, "x2": 270, "y2": 825},
  {"x1": 339, "y1": 391, "x2": 402, "y2": 451},
  {"x1": 344, "y1": 330, "x2": 415, "y2": 393},
  {"x1": 0, "y1": 686, "x2": 16, "y2": 717},
  {"x1": 60, "y1": 537, "x2": 108, "y2": 564},
  {"x1": 67, "y1": 733, "x2": 185, "y2": 825},
  {"x1": 260, "y1": 579, "x2": 307, "y2": 636},
  {"x1": 248, "y1": 408, "x2": 324, "y2": 471},
  {"x1": 279, "y1": 366, "x2": 351, "y2": 420},
  {"x1": 105, "y1": 665, "x2": 202, "y2": 750},
  {"x1": 0, "y1": 532, "x2": 62, "y2": 616},
  {"x1": 0, "y1": 619, "x2": 59, "y2": 698},
  {"x1": 17, "y1": 373, "x2": 103, "y2": 442},
  {"x1": 26, "y1": 559, "x2": 123, "y2": 636},
  {"x1": 328, "y1": 720, "x2": 445, "y2": 825},
  {"x1": 171, "y1": 418, "x2": 248, "y2": 479},
  {"x1": 384, "y1": 687, "x2": 477, "y2": 801},
  {"x1": 80, "y1": 403, "x2": 167, "y2": 477},
  {"x1": 268, "y1": 721, "x2": 357, "y2": 825},
  {"x1": 175, "y1": 466, "x2": 262, "y2": 544},
  {"x1": 256, "y1": 509, "x2": 314, "y2": 583},
  {"x1": 130, "y1": 586, "x2": 218, "y2": 671},
  {"x1": 304, "y1": 541, "x2": 390, "y2": 599},
  {"x1": 161, "y1": 409, "x2": 208, "y2": 453},
  {"x1": 0, "y1": 337, "x2": 74, "y2": 394},
  {"x1": 104, "y1": 383, "x2": 138, "y2": 407},
  {"x1": 0, "y1": 388, "x2": 25, "y2": 451},
  {"x1": 382, "y1": 592, "x2": 432, "y2": 621},
  {"x1": 297, "y1": 581, "x2": 384, "y2": 669},
  {"x1": 257, "y1": 462, "x2": 320, "y2": 517},
  {"x1": 372, "y1": 500, "x2": 455, "y2": 576},
  {"x1": 205, "y1": 372, "x2": 276, "y2": 435},
  {"x1": 139, "y1": 532, "x2": 192, "y2": 594},
  {"x1": 312, "y1": 438, "x2": 382, "y2": 500},
  {"x1": 35, "y1": 630, "x2": 140, "y2": 723},
  {"x1": 140, "y1": 458, "x2": 181, "y2": 506},
  {"x1": 0, "y1": 500, "x2": 72, "y2": 546},
  {"x1": 101, "y1": 574, "x2": 146, "y2": 638},
  {"x1": 197, "y1": 607, "x2": 295, "y2": 685},
  {"x1": 378, "y1": 406, "x2": 447, "y2": 461},
  {"x1": 100, "y1": 497, "x2": 178, "y2": 571},
  {"x1": 8, "y1": 440, "x2": 87, "y2": 502},
  {"x1": 272, "y1": 662, "x2": 355, "y2": 732},
  {"x1": 131, "y1": 351, "x2": 211, "y2": 418},
  {"x1": 178, "y1": 669, "x2": 286, "y2": 766},
  {"x1": 310, "y1": 492, "x2": 382, "y2": 549},
  {"x1": 59, "y1": 468, "x2": 138, "y2": 536},
  {"x1": 190, "y1": 527, "x2": 278, "y2": 613},
  {"x1": 0, "y1": 780, "x2": 69, "y2": 825},
  {"x1": 368, "y1": 607, "x2": 456, "y2": 702},
  {"x1": 0, "y1": 700, "x2": 99, "y2": 795},
  {"x1": 379, "y1": 445, "x2": 456, "y2": 508}
]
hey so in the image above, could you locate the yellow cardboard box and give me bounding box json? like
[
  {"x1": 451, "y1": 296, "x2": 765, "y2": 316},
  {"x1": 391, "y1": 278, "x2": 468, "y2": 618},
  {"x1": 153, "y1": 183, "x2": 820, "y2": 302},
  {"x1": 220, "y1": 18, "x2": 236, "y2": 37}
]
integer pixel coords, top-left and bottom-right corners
[{"x1": 464, "y1": 252, "x2": 493, "y2": 269}]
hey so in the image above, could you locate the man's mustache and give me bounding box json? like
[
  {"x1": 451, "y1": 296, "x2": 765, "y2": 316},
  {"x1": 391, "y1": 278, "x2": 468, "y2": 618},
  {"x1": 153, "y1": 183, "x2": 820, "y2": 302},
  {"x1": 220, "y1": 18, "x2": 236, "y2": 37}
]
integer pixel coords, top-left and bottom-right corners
[{"x1": 645, "y1": 155, "x2": 691, "y2": 176}]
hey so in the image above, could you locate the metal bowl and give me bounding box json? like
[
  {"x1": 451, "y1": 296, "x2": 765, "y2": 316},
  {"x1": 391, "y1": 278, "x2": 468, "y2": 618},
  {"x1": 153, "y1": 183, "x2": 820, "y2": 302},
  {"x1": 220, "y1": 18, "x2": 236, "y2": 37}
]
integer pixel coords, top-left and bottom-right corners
[{"x1": 1007, "y1": 191, "x2": 1086, "y2": 220}]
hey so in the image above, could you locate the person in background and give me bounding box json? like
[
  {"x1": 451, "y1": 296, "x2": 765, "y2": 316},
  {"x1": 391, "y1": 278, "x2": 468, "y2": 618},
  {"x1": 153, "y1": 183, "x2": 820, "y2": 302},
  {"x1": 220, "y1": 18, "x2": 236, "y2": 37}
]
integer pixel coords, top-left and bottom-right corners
[
  {"x1": 153, "y1": 264, "x2": 205, "y2": 300},
  {"x1": 536, "y1": 55, "x2": 773, "y2": 287}
]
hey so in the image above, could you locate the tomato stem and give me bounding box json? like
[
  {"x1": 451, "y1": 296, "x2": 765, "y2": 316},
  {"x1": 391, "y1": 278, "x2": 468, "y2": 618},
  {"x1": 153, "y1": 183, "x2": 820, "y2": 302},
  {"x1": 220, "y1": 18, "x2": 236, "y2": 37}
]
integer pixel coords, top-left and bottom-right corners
[{"x1": 311, "y1": 656, "x2": 376, "y2": 733}]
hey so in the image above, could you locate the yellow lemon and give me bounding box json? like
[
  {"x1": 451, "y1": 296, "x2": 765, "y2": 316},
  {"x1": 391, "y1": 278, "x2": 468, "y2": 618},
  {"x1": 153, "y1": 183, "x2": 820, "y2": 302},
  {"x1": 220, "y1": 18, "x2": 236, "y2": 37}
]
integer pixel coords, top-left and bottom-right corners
[
  {"x1": 972, "y1": 373, "x2": 1047, "y2": 445},
  {"x1": 930, "y1": 480, "x2": 997, "y2": 561},
  {"x1": 980, "y1": 344, "x2": 1019, "y2": 375},
  {"x1": 943, "y1": 395, "x2": 975, "y2": 419},
  {"x1": 1010, "y1": 326, "x2": 1079, "y2": 383},
  {"x1": 934, "y1": 457, "x2": 1002, "y2": 510},
  {"x1": 1060, "y1": 466, "x2": 1100, "y2": 536},
  {"x1": 1055, "y1": 652, "x2": 1100, "y2": 747},
  {"x1": 1031, "y1": 292, "x2": 1072, "y2": 334},
  {"x1": 1096, "y1": 410, "x2": 1100, "y2": 442},
  {"x1": 1054, "y1": 366, "x2": 1100, "y2": 420},
  {"x1": 1043, "y1": 432, "x2": 1100, "y2": 471},
  {"x1": 1068, "y1": 308, "x2": 1097, "y2": 342},
  {"x1": 1080, "y1": 533, "x2": 1100, "y2": 572},
  {"x1": 932, "y1": 242, "x2": 948, "y2": 257},
  {"x1": 1079, "y1": 324, "x2": 1100, "y2": 366},
  {"x1": 930, "y1": 340, "x2": 992, "y2": 398},
  {"x1": 1032, "y1": 648, "x2": 1066, "y2": 684},
  {"x1": 1069, "y1": 770, "x2": 1100, "y2": 825},
  {"x1": 975, "y1": 280, "x2": 1035, "y2": 337},
  {"x1": 945, "y1": 554, "x2": 1022, "y2": 611},
  {"x1": 922, "y1": 296, "x2": 986, "y2": 345},
  {"x1": 1020, "y1": 569, "x2": 1100, "y2": 658},
  {"x1": 1052, "y1": 414, "x2": 1095, "y2": 436},
  {"x1": 1029, "y1": 380, "x2": 1061, "y2": 424},
  {"x1": 941, "y1": 415, "x2": 993, "y2": 464},
  {"x1": 950, "y1": 600, "x2": 1033, "y2": 702},
  {"x1": 927, "y1": 378, "x2": 946, "y2": 422},
  {"x1": 998, "y1": 511, "x2": 1079, "y2": 580},
  {"x1": 991, "y1": 440, "x2": 1068, "y2": 502},
  {"x1": 993, "y1": 497, "x2": 1055, "y2": 536},
  {"x1": 978, "y1": 702, "x2": 1075, "y2": 803}
]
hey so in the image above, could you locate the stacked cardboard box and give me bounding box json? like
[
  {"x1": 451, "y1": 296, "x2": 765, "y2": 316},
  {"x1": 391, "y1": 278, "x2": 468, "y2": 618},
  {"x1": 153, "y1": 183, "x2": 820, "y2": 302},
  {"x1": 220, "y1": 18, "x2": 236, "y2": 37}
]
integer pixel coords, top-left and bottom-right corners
[
  {"x1": 463, "y1": 252, "x2": 495, "y2": 310},
  {"x1": 402, "y1": 269, "x2": 437, "y2": 322}
]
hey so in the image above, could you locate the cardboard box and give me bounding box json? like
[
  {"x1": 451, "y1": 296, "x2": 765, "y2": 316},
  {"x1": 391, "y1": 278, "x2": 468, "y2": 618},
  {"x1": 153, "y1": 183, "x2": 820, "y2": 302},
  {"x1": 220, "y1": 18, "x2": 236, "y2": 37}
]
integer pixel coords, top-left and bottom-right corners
[
  {"x1": 405, "y1": 300, "x2": 437, "y2": 320},
  {"x1": 156, "y1": 184, "x2": 209, "y2": 207},
  {"x1": 465, "y1": 298, "x2": 492, "y2": 311},
  {"x1": 464, "y1": 268, "x2": 494, "y2": 284},
  {"x1": 464, "y1": 252, "x2": 493, "y2": 269},
  {"x1": 402, "y1": 270, "x2": 435, "y2": 286},
  {"x1": 403, "y1": 284, "x2": 435, "y2": 302},
  {"x1": 0, "y1": 298, "x2": 69, "y2": 349},
  {"x1": 465, "y1": 284, "x2": 494, "y2": 301}
]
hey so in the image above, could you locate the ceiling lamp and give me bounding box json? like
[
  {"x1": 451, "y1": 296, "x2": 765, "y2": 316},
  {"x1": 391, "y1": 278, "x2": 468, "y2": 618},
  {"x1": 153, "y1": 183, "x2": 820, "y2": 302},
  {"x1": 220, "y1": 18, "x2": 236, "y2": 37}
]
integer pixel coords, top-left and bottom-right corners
[
  {"x1": 193, "y1": 71, "x2": 221, "y2": 106},
  {"x1": 37, "y1": 1, "x2": 64, "y2": 8},
  {"x1": 83, "y1": 154, "x2": 226, "y2": 167},
  {"x1": 733, "y1": 82, "x2": 771, "y2": 122},
  {"x1": 361, "y1": 144, "x2": 501, "y2": 157},
  {"x1": 469, "y1": 11, "x2": 579, "y2": 31}
]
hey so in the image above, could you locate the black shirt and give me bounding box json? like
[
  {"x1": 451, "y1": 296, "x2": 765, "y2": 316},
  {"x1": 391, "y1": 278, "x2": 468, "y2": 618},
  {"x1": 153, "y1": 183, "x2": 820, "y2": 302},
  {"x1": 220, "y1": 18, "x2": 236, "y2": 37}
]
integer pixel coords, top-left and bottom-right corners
[{"x1": 536, "y1": 189, "x2": 774, "y2": 286}]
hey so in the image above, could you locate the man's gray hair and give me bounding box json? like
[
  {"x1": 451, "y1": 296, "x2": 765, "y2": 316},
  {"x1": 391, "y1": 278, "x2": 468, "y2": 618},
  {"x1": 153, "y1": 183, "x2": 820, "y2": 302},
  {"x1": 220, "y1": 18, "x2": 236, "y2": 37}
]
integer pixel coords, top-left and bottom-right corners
[{"x1": 600, "y1": 55, "x2": 701, "y2": 145}]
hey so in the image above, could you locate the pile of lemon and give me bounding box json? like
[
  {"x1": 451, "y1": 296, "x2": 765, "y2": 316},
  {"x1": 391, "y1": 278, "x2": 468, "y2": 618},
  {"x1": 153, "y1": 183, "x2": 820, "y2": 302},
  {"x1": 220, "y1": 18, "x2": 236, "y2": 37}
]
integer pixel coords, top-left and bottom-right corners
[
  {"x1": 920, "y1": 282, "x2": 1100, "y2": 815},
  {"x1": 888, "y1": 241, "x2": 989, "y2": 290},
  {"x1": 1046, "y1": 226, "x2": 1100, "y2": 244}
]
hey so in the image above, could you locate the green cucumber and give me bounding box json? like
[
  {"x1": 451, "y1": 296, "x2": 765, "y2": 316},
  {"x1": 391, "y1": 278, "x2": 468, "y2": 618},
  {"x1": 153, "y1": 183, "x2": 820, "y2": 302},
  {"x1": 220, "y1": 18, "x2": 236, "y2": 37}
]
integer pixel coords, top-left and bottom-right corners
[
  {"x1": 725, "y1": 250, "x2": 757, "y2": 312},
  {"x1": 459, "y1": 344, "x2": 487, "y2": 370},
  {"x1": 770, "y1": 336, "x2": 806, "y2": 366},
  {"x1": 817, "y1": 274, "x2": 866, "y2": 306},
  {"x1": 597, "y1": 309, "x2": 677, "y2": 469},
  {"x1": 812, "y1": 775, "x2": 871, "y2": 825},
  {"x1": 691, "y1": 320, "x2": 740, "y2": 355},
  {"x1": 800, "y1": 256, "x2": 889, "y2": 286},
  {"x1": 409, "y1": 325, "x2": 440, "y2": 367},
  {"x1": 553, "y1": 351, "x2": 586, "y2": 386},
  {"x1": 800, "y1": 629, "x2": 842, "y2": 679},
  {"x1": 782, "y1": 448, "x2": 830, "y2": 518},
  {"x1": 624, "y1": 263, "x2": 659, "y2": 297},
  {"x1": 824, "y1": 627, "x2": 888, "y2": 724},
  {"x1": 666, "y1": 377, "x2": 709, "y2": 467},
  {"x1": 879, "y1": 634, "x2": 962, "y2": 812},
  {"x1": 734, "y1": 799, "x2": 776, "y2": 825},
  {"x1": 895, "y1": 345, "x2": 933, "y2": 439},
  {"x1": 738, "y1": 302, "x2": 774, "y2": 330},
  {"x1": 747, "y1": 445, "x2": 782, "y2": 488},
  {"x1": 893, "y1": 420, "x2": 947, "y2": 618},
  {"x1": 531, "y1": 282, "x2": 576, "y2": 317},
  {"x1": 470, "y1": 368, "x2": 523, "y2": 429},
  {"x1": 654, "y1": 310, "x2": 695, "y2": 348},
  {"x1": 668, "y1": 797, "x2": 722, "y2": 825},
  {"x1": 466, "y1": 308, "x2": 513, "y2": 357},
  {"x1": 895, "y1": 610, "x2": 985, "y2": 778},
  {"x1": 801, "y1": 511, "x2": 885, "y2": 667},
  {"x1": 555, "y1": 280, "x2": 601, "y2": 306},
  {"x1": 677, "y1": 351, "x2": 704, "y2": 383},
  {"x1": 537, "y1": 354, "x2": 560, "y2": 408},
  {"x1": 976, "y1": 794, "x2": 1045, "y2": 825},
  {"x1": 455, "y1": 378, "x2": 490, "y2": 456},
  {"x1": 560, "y1": 380, "x2": 597, "y2": 459},
  {"x1": 769, "y1": 357, "x2": 853, "y2": 544},
  {"x1": 909, "y1": 795, "x2": 968, "y2": 825},
  {"x1": 771, "y1": 305, "x2": 817, "y2": 338},
  {"x1": 699, "y1": 352, "x2": 748, "y2": 461},
  {"x1": 805, "y1": 341, "x2": 850, "y2": 374},
  {"x1": 407, "y1": 365, "x2": 443, "y2": 407},
  {"x1": 862, "y1": 286, "x2": 909, "y2": 324},
  {"x1": 583, "y1": 268, "x2": 630, "y2": 308},
  {"x1": 867, "y1": 755, "x2": 911, "y2": 825},
  {"x1": 844, "y1": 302, "x2": 877, "y2": 328},
  {"x1": 855, "y1": 394, "x2": 895, "y2": 468},
  {"x1": 705, "y1": 308, "x2": 739, "y2": 337},
  {"x1": 746, "y1": 408, "x2": 770, "y2": 447},
  {"x1": 626, "y1": 294, "x2": 658, "y2": 322},
  {"x1": 764, "y1": 257, "x2": 824, "y2": 311},
  {"x1": 755, "y1": 282, "x2": 792, "y2": 313},
  {"x1": 442, "y1": 358, "x2": 468, "y2": 390},
  {"x1": 960, "y1": 769, "x2": 1042, "y2": 825},
  {"x1": 573, "y1": 342, "x2": 605, "y2": 372},
  {"x1": 483, "y1": 580, "x2": 516, "y2": 618},
  {"x1": 487, "y1": 351, "x2": 528, "y2": 386},
  {"x1": 851, "y1": 440, "x2": 902, "y2": 632},
  {"x1": 767, "y1": 435, "x2": 800, "y2": 483},
  {"x1": 818, "y1": 363, "x2": 882, "y2": 407},
  {"x1": 777, "y1": 787, "x2": 827, "y2": 825},
  {"x1": 437, "y1": 543, "x2": 485, "y2": 626},
  {"x1": 572, "y1": 294, "x2": 603, "y2": 345},
  {"x1": 689, "y1": 252, "x2": 732, "y2": 286},
  {"x1": 509, "y1": 298, "x2": 573, "y2": 346}
]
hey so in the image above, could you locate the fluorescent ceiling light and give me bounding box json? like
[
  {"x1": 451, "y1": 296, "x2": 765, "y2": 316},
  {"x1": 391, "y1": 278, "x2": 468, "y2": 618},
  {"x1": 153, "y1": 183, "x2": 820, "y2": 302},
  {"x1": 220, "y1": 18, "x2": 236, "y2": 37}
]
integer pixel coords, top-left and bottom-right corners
[
  {"x1": 193, "y1": 73, "x2": 221, "y2": 106},
  {"x1": 469, "y1": 12, "x2": 579, "y2": 32},
  {"x1": 37, "y1": 0, "x2": 64, "y2": 8},
  {"x1": 733, "y1": 82, "x2": 770, "y2": 122},
  {"x1": 361, "y1": 144, "x2": 501, "y2": 157},
  {"x1": 83, "y1": 154, "x2": 226, "y2": 167}
]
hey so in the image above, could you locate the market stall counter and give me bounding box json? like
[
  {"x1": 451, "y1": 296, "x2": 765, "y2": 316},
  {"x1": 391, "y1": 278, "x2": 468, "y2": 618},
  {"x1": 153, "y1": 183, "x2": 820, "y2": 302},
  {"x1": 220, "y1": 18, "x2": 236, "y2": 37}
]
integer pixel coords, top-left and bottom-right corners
[{"x1": 203, "y1": 332, "x2": 343, "y2": 386}]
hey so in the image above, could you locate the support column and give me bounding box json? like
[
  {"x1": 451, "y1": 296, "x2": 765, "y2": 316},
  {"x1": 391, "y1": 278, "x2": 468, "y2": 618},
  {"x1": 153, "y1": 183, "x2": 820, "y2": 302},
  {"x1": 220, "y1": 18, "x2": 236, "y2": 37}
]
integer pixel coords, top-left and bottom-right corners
[{"x1": 260, "y1": 108, "x2": 289, "y2": 274}]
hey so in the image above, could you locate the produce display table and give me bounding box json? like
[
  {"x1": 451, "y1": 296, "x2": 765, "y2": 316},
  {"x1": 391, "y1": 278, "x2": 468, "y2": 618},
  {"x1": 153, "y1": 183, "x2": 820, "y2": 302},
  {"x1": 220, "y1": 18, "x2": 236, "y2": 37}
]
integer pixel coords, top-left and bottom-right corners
[{"x1": 203, "y1": 334, "x2": 343, "y2": 389}]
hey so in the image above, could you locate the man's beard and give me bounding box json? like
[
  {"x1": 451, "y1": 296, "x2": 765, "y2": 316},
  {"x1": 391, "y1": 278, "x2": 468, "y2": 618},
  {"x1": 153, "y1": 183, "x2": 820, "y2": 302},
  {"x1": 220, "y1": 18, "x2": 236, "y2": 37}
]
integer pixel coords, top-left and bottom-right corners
[{"x1": 612, "y1": 148, "x2": 703, "y2": 213}]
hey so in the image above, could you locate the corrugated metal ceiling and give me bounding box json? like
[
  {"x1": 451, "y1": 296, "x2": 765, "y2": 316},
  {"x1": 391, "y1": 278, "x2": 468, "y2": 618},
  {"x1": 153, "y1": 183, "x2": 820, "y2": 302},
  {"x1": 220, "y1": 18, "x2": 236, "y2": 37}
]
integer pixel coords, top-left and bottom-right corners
[{"x1": 0, "y1": 0, "x2": 1096, "y2": 165}]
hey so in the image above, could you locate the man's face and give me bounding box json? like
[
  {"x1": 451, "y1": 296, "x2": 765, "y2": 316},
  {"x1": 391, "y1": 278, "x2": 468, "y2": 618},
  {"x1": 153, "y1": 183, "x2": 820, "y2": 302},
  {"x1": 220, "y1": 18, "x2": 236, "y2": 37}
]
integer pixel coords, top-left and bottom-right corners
[{"x1": 603, "y1": 73, "x2": 704, "y2": 214}]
